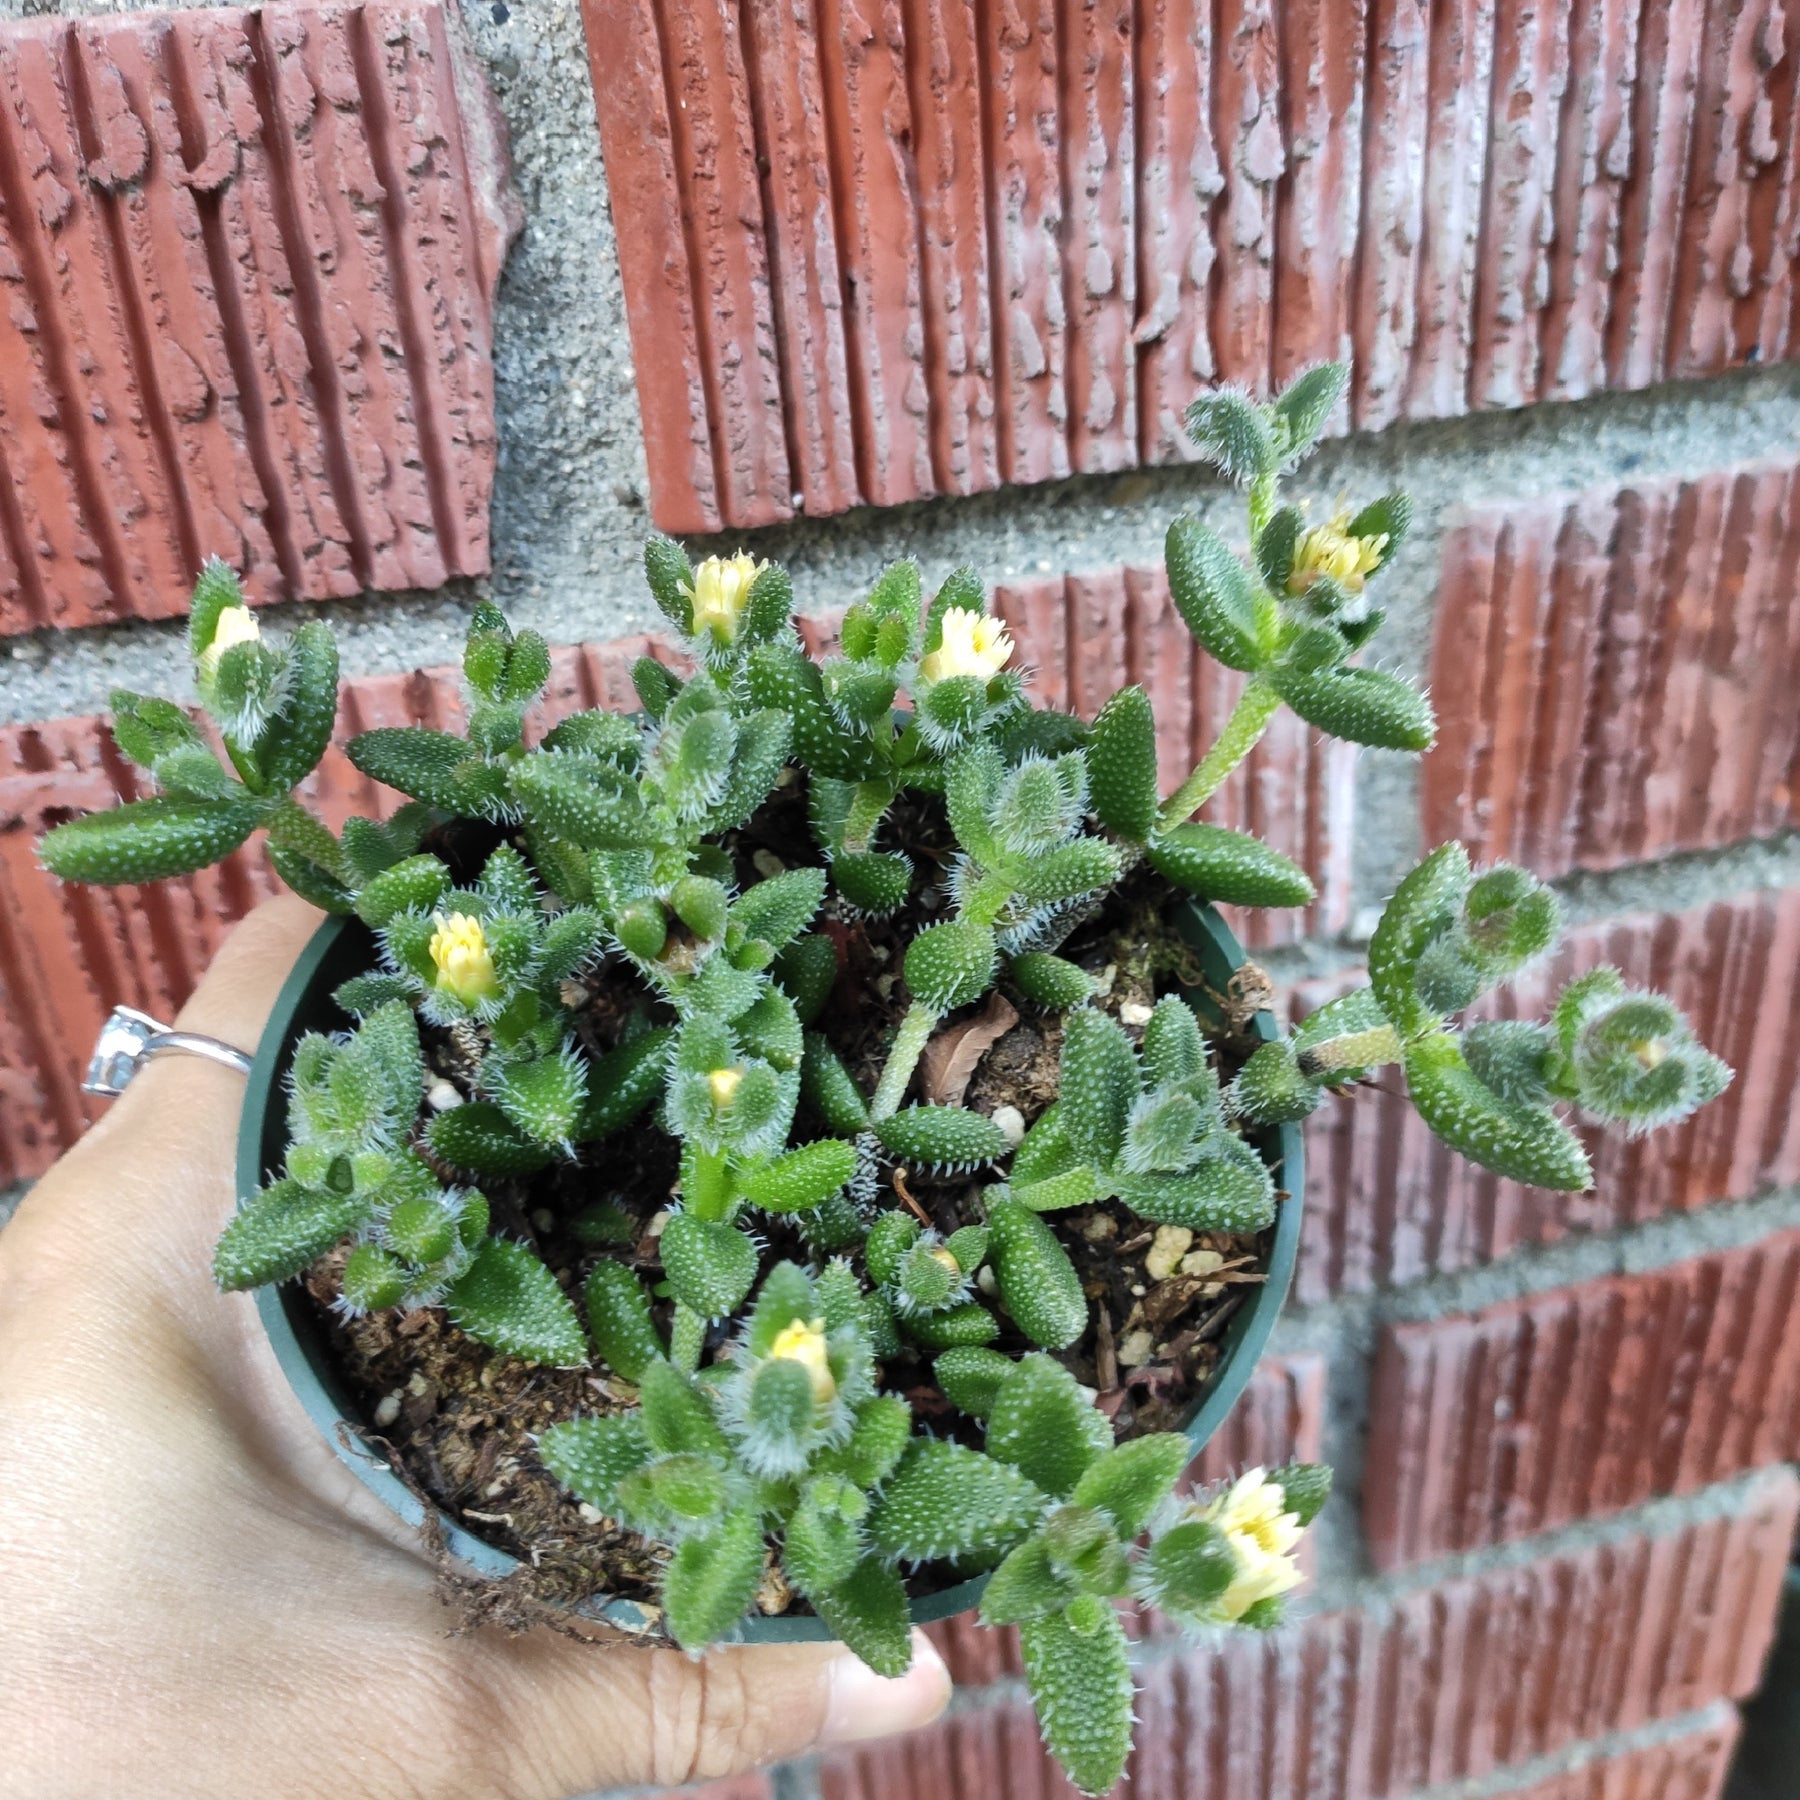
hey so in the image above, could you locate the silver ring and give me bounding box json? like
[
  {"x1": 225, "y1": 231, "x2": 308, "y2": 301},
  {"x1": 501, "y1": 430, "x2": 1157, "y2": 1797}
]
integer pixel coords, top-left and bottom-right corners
[{"x1": 83, "y1": 1005, "x2": 254, "y2": 1098}]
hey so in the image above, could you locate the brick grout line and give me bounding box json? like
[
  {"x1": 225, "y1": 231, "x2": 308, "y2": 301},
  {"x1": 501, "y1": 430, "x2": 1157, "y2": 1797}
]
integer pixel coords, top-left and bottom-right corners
[{"x1": 3, "y1": 363, "x2": 1798, "y2": 728}]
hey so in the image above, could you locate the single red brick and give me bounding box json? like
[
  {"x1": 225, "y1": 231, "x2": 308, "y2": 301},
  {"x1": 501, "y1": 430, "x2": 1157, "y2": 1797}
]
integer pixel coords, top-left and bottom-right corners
[
  {"x1": 0, "y1": 3, "x2": 515, "y2": 633},
  {"x1": 1427, "y1": 461, "x2": 1800, "y2": 877},
  {"x1": 1367, "y1": 1232, "x2": 1800, "y2": 1570},
  {"x1": 1295, "y1": 886, "x2": 1800, "y2": 1302},
  {"x1": 1482, "y1": 1714, "x2": 1740, "y2": 1800},
  {"x1": 840, "y1": 1479, "x2": 1797, "y2": 1800}
]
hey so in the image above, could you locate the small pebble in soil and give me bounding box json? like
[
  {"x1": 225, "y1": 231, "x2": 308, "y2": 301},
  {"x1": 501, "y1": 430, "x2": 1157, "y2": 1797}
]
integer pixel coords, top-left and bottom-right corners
[
  {"x1": 577, "y1": 1503, "x2": 605, "y2": 1525},
  {"x1": 1129, "y1": 1283, "x2": 1146, "y2": 1297},
  {"x1": 408, "y1": 1371, "x2": 430, "y2": 1396},
  {"x1": 976, "y1": 1266, "x2": 997, "y2": 1294},
  {"x1": 1181, "y1": 1248, "x2": 1226, "y2": 1278},
  {"x1": 1093, "y1": 963, "x2": 1118, "y2": 996},
  {"x1": 647, "y1": 1210, "x2": 670, "y2": 1237},
  {"x1": 373, "y1": 1390, "x2": 402, "y2": 1428},
  {"x1": 532, "y1": 1209, "x2": 556, "y2": 1234},
  {"x1": 991, "y1": 1103, "x2": 1026, "y2": 1147},
  {"x1": 426, "y1": 1079, "x2": 463, "y2": 1112},
  {"x1": 1145, "y1": 1225, "x2": 1194, "y2": 1281},
  {"x1": 1081, "y1": 1212, "x2": 1119, "y2": 1242},
  {"x1": 1117, "y1": 1329, "x2": 1155, "y2": 1369},
  {"x1": 1118, "y1": 998, "x2": 1155, "y2": 1027},
  {"x1": 752, "y1": 849, "x2": 787, "y2": 879}
]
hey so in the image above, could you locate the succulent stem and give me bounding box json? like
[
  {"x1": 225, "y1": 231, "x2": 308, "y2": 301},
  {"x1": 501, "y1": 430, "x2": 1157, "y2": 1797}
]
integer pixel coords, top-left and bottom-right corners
[
  {"x1": 1296, "y1": 1023, "x2": 1403, "y2": 1076},
  {"x1": 871, "y1": 1002, "x2": 937, "y2": 1122},
  {"x1": 1158, "y1": 676, "x2": 1282, "y2": 830}
]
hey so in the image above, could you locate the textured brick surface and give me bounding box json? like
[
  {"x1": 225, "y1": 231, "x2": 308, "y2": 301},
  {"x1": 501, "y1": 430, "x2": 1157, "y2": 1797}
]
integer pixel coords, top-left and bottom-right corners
[
  {"x1": 583, "y1": 0, "x2": 1800, "y2": 530},
  {"x1": 838, "y1": 1477, "x2": 1797, "y2": 1799},
  {"x1": 994, "y1": 563, "x2": 1354, "y2": 950},
  {"x1": 1294, "y1": 885, "x2": 1800, "y2": 1303},
  {"x1": 0, "y1": 2, "x2": 516, "y2": 634},
  {"x1": 1426, "y1": 460, "x2": 1800, "y2": 878},
  {"x1": 925, "y1": 1352, "x2": 1325, "y2": 1687},
  {"x1": 1365, "y1": 1234, "x2": 1800, "y2": 1571},
  {"x1": 0, "y1": 566, "x2": 1347, "y2": 1181},
  {"x1": 1445, "y1": 1716, "x2": 1740, "y2": 1800}
]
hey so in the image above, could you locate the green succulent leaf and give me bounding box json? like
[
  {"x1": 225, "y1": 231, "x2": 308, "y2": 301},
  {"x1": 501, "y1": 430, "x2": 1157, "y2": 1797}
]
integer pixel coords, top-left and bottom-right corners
[
  {"x1": 41, "y1": 796, "x2": 265, "y2": 886},
  {"x1": 905, "y1": 922, "x2": 999, "y2": 1015},
  {"x1": 1404, "y1": 1030, "x2": 1592, "y2": 1190},
  {"x1": 1060, "y1": 1009, "x2": 1140, "y2": 1167},
  {"x1": 875, "y1": 1105, "x2": 1011, "y2": 1169},
  {"x1": 490, "y1": 1050, "x2": 586, "y2": 1149},
  {"x1": 932, "y1": 1346, "x2": 1015, "y2": 1419},
  {"x1": 347, "y1": 728, "x2": 509, "y2": 819},
  {"x1": 1112, "y1": 1135, "x2": 1275, "y2": 1232},
  {"x1": 867, "y1": 1439, "x2": 1048, "y2": 1563},
  {"x1": 1072, "y1": 1434, "x2": 1191, "y2": 1540},
  {"x1": 986, "y1": 1354, "x2": 1113, "y2": 1499},
  {"x1": 899, "y1": 1300, "x2": 1000, "y2": 1350},
  {"x1": 1269, "y1": 658, "x2": 1435, "y2": 752},
  {"x1": 258, "y1": 621, "x2": 339, "y2": 791},
  {"x1": 446, "y1": 1239, "x2": 587, "y2": 1365},
  {"x1": 539, "y1": 1414, "x2": 652, "y2": 1516},
  {"x1": 743, "y1": 1137, "x2": 859, "y2": 1213},
  {"x1": 109, "y1": 689, "x2": 205, "y2": 770},
  {"x1": 659, "y1": 1214, "x2": 760, "y2": 1320},
  {"x1": 1018, "y1": 1600, "x2": 1136, "y2": 1798},
  {"x1": 1270, "y1": 360, "x2": 1348, "y2": 460},
  {"x1": 1272, "y1": 1461, "x2": 1334, "y2": 1527},
  {"x1": 1185, "y1": 388, "x2": 1279, "y2": 484},
  {"x1": 213, "y1": 1180, "x2": 365, "y2": 1290},
  {"x1": 1166, "y1": 516, "x2": 1265, "y2": 672},
  {"x1": 1009, "y1": 952, "x2": 1098, "y2": 1010},
  {"x1": 1147, "y1": 822, "x2": 1315, "y2": 908},
  {"x1": 986, "y1": 1196, "x2": 1089, "y2": 1349},
  {"x1": 354, "y1": 853, "x2": 452, "y2": 929},
  {"x1": 831, "y1": 850, "x2": 913, "y2": 917},
  {"x1": 1368, "y1": 844, "x2": 1471, "y2": 1036},
  {"x1": 1228, "y1": 1040, "x2": 1325, "y2": 1125},
  {"x1": 425, "y1": 1102, "x2": 555, "y2": 1175},
  {"x1": 1138, "y1": 1516, "x2": 1237, "y2": 1622},
  {"x1": 578, "y1": 1028, "x2": 673, "y2": 1138},
  {"x1": 639, "y1": 1359, "x2": 732, "y2": 1457},
  {"x1": 584, "y1": 1260, "x2": 665, "y2": 1381},
  {"x1": 980, "y1": 1535, "x2": 1080, "y2": 1627},
  {"x1": 810, "y1": 1556, "x2": 914, "y2": 1678},
  {"x1": 662, "y1": 1508, "x2": 767, "y2": 1652},
  {"x1": 801, "y1": 1033, "x2": 871, "y2": 1134}
]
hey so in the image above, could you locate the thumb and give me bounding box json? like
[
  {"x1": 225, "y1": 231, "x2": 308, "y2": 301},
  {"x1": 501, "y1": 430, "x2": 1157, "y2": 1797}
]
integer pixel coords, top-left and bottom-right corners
[{"x1": 477, "y1": 1628, "x2": 952, "y2": 1795}]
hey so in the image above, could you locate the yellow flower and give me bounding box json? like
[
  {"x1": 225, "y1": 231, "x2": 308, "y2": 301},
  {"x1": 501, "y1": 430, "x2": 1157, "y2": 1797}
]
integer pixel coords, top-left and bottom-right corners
[
  {"x1": 428, "y1": 912, "x2": 501, "y2": 1007},
  {"x1": 919, "y1": 607, "x2": 1014, "y2": 684},
  {"x1": 1287, "y1": 510, "x2": 1387, "y2": 596},
  {"x1": 1200, "y1": 1467, "x2": 1305, "y2": 1622},
  {"x1": 768, "y1": 1317, "x2": 835, "y2": 1401},
  {"x1": 197, "y1": 604, "x2": 262, "y2": 680},
  {"x1": 684, "y1": 551, "x2": 766, "y2": 644},
  {"x1": 707, "y1": 1066, "x2": 744, "y2": 1110}
]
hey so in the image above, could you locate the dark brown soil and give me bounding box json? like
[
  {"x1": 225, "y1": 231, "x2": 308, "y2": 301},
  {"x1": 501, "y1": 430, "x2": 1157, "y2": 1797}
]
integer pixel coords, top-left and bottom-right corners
[{"x1": 303, "y1": 777, "x2": 1282, "y2": 1631}]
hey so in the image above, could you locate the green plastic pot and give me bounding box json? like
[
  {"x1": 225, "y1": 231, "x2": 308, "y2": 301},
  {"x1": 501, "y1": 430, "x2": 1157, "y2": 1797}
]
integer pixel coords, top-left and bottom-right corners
[{"x1": 237, "y1": 900, "x2": 1305, "y2": 1643}]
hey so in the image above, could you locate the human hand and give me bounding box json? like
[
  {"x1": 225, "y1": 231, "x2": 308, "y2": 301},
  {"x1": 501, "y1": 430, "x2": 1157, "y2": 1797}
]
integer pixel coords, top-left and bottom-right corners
[{"x1": 0, "y1": 896, "x2": 949, "y2": 1800}]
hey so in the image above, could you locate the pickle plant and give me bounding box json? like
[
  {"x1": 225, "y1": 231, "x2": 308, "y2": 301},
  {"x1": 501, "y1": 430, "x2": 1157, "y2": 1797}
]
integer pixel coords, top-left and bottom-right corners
[{"x1": 38, "y1": 360, "x2": 1731, "y2": 1796}]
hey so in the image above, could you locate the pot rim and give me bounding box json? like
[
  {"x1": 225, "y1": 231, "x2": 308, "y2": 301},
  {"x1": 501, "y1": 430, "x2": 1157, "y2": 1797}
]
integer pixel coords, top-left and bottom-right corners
[{"x1": 238, "y1": 902, "x2": 1305, "y2": 1643}]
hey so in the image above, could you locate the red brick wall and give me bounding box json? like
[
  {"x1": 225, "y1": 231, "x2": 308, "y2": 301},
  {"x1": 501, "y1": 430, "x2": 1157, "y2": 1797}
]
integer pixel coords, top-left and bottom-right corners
[{"x1": 4, "y1": 6, "x2": 1799, "y2": 1800}]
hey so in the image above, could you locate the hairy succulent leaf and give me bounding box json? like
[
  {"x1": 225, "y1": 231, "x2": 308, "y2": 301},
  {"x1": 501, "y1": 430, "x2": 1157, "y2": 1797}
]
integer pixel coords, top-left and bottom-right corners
[
  {"x1": 1273, "y1": 1462, "x2": 1334, "y2": 1526},
  {"x1": 1185, "y1": 388, "x2": 1278, "y2": 484},
  {"x1": 875, "y1": 1105, "x2": 1011, "y2": 1169},
  {"x1": 810, "y1": 1557, "x2": 913, "y2": 1677},
  {"x1": 899, "y1": 1300, "x2": 1000, "y2": 1350},
  {"x1": 446, "y1": 1239, "x2": 586, "y2": 1365},
  {"x1": 578, "y1": 1028, "x2": 673, "y2": 1138},
  {"x1": 743, "y1": 1137, "x2": 858, "y2": 1213},
  {"x1": 905, "y1": 922, "x2": 999, "y2": 1015},
  {"x1": 1147, "y1": 821, "x2": 1315, "y2": 908},
  {"x1": 1085, "y1": 686, "x2": 1159, "y2": 839},
  {"x1": 585, "y1": 1260, "x2": 665, "y2": 1381},
  {"x1": 659, "y1": 1215, "x2": 760, "y2": 1319},
  {"x1": 986, "y1": 1355, "x2": 1113, "y2": 1498},
  {"x1": 986, "y1": 1197, "x2": 1088, "y2": 1349},
  {"x1": 1404, "y1": 1030, "x2": 1591, "y2": 1189},
  {"x1": 933, "y1": 1346, "x2": 1015, "y2": 1418},
  {"x1": 981, "y1": 1536, "x2": 1080, "y2": 1626},
  {"x1": 1072, "y1": 1434, "x2": 1190, "y2": 1540},
  {"x1": 801, "y1": 1033, "x2": 871, "y2": 1134},
  {"x1": 1166, "y1": 516, "x2": 1264, "y2": 671},
  {"x1": 214, "y1": 1181, "x2": 365, "y2": 1290},
  {"x1": 1009, "y1": 952, "x2": 1097, "y2": 1009},
  {"x1": 1019, "y1": 1600, "x2": 1135, "y2": 1798},
  {"x1": 1229, "y1": 1040, "x2": 1325, "y2": 1125},
  {"x1": 662, "y1": 1509, "x2": 766, "y2": 1651},
  {"x1": 41, "y1": 796, "x2": 265, "y2": 886},
  {"x1": 1269, "y1": 658, "x2": 1435, "y2": 751},
  {"x1": 258, "y1": 621, "x2": 340, "y2": 790},
  {"x1": 540, "y1": 1415, "x2": 652, "y2": 1516},
  {"x1": 1368, "y1": 844, "x2": 1471, "y2": 1036},
  {"x1": 1059, "y1": 1009, "x2": 1139, "y2": 1167},
  {"x1": 1270, "y1": 361, "x2": 1348, "y2": 461},
  {"x1": 867, "y1": 1439, "x2": 1047, "y2": 1563}
]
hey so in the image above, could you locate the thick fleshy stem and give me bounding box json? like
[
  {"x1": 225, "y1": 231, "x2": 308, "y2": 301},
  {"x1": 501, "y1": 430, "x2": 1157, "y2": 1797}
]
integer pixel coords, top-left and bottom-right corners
[
  {"x1": 871, "y1": 1002, "x2": 937, "y2": 1122},
  {"x1": 1157, "y1": 675, "x2": 1282, "y2": 830},
  {"x1": 1248, "y1": 470, "x2": 1279, "y2": 540},
  {"x1": 1297, "y1": 1024, "x2": 1403, "y2": 1077}
]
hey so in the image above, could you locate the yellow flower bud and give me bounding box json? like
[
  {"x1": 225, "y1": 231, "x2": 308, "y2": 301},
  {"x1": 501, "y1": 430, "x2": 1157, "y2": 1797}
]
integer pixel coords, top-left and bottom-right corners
[
  {"x1": 1199, "y1": 1467, "x2": 1306, "y2": 1622},
  {"x1": 683, "y1": 551, "x2": 766, "y2": 644},
  {"x1": 927, "y1": 1246, "x2": 962, "y2": 1275},
  {"x1": 919, "y1": 606, "x2": 1014, "y2": 684},
  {"x1": 1286, "y1": 510, "x2": 1387, "y2": 596},
  {"x1": 428, "y1": 912, "x2": 501, "y2": 1007},
  {"x1": 707, "y1": 1066, "x2": 744, "y2": 1109},
  {"x1": 197, "y1": 604, "x2": 262, "y2": 681},
  {"x1": 768, "y1": 1317, "x2": 836, "y2": 1401}
]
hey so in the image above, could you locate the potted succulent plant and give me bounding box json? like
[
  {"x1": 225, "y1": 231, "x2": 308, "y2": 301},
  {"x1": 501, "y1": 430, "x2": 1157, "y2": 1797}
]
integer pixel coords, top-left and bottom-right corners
[{"x1": 39, "y1": 363, "x2": 1730, "y2": 1797}]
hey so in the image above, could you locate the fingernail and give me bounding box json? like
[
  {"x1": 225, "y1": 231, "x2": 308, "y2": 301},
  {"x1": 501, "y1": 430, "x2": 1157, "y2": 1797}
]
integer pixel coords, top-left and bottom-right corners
[{"x1": 819, "y1": 1630, "x2": 952, "y2": 1746}]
